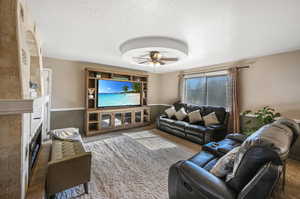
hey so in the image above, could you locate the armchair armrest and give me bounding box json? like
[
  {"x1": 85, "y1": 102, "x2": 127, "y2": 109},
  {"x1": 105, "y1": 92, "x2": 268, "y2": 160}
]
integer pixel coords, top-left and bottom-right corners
[
  {"x1": 226, "y1": 133, "x2": 247, "y2": 143},
  {"x1": 169, "y1": 160, "x2": 236, "y2": 199}
]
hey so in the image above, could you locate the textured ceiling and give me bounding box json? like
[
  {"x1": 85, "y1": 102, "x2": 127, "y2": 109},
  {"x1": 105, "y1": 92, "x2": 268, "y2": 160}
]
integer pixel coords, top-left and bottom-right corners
[{"x1": 27, "y1": 0, "x2": 300, "y2": 73}]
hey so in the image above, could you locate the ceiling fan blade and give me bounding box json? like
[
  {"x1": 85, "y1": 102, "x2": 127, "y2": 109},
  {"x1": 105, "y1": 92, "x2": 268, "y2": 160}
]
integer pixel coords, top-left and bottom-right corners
[
  {"x1": 158, "y1": 61, "x2": 165, "y2": 65},
  {"x1": 138, "y1": 61, "x2": 149, "y2": 64},
  {"x1": 139, "y1": 53, "x2": 151, "y2": 58},
  {"x1": 132, "y1": 57, "x2": 149, "y2": 60},
  {"x1": 160, "y1": 57, "x2": 178, "y2": 61}
]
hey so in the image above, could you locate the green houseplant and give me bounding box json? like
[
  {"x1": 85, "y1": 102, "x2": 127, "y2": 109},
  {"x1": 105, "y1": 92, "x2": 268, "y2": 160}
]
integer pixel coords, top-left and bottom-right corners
[{"x1": 242, "y1": 106, "x2": 281, "y2": 136}]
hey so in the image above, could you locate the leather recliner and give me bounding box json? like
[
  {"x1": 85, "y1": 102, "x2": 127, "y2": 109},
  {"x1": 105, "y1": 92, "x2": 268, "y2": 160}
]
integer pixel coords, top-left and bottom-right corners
[{"x1": 168, "y1": 118, "x2": 299, "y2": 199}]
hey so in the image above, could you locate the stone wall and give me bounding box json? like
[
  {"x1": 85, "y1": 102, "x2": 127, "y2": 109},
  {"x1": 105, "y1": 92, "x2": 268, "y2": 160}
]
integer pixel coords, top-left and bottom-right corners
[{"x1": 0, "y1": 0, "x2": 44, "y2": 198}]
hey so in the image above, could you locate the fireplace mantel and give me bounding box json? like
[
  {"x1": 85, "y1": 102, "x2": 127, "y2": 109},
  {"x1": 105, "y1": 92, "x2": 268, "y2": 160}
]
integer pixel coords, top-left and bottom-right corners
[
  {"x1": 0, "y1": 97, "x2": 46, "y2": 115},
  {"x1": 0, "y1": 99, "x2": 34, "y2": 115}
]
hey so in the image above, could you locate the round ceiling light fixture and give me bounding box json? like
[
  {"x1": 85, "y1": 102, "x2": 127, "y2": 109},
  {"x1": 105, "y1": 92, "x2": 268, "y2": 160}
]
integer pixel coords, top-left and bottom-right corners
[{"x1": 120, "y1": 36, "x2": 188, "y2": 66}]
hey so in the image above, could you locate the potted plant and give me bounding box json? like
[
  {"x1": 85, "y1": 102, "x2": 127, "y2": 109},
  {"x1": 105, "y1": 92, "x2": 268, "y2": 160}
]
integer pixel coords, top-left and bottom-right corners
[{"x1": 242, "y1": 106, "x2": 281, "y2": 136}]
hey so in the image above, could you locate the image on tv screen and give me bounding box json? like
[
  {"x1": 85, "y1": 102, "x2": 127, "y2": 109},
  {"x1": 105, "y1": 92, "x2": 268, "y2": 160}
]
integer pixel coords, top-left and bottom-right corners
[{"x1": 98, "y1": 80, "x2": 141, "y2": 107}]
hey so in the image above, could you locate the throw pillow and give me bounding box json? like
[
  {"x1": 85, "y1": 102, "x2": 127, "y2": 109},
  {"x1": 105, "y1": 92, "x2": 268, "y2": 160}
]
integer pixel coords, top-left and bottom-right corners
[
  {"x1": 203, "y1": 112, "x2": 220, "y2": 126},
  {"x1": 210, "y1": 146, "x2": 240, "y2": 177},
  {"x1": 165, "y1": 106, "x2": 176, "y2": 118},
  {"x1": 188, "y1": 110, "x2": 203, "y2": 124},
  {"x1": 175, "y1": 108, "x2": 187, "y2": 121}
]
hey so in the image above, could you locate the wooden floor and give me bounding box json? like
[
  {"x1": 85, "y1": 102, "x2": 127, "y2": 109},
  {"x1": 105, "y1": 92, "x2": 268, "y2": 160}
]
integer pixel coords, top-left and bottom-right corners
[
  {"x1": 26, "y1": 141, "x2": 51, "y2": 199},
  {"x1": 26, "y1": 127, "x2": 300, "y2": 199}
]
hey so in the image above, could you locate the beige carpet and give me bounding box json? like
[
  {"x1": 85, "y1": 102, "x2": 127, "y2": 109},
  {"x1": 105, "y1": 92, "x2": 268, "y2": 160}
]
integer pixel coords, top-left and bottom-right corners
[
  {"x1": 55, "y1": 129, "x2": 195, "y2": 199},
  {"x1": 54, "y1": 128, "x2": 300, "y2": 199}
]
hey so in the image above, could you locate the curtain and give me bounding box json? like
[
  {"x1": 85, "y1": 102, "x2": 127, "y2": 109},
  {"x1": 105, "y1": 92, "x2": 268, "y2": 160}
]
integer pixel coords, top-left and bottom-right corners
[{"x1": 228, "y1": 67, "x2": 240, "y2": 133}]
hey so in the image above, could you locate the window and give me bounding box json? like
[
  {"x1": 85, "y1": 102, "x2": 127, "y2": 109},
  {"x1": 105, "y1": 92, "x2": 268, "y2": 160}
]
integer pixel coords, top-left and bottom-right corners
[{"x1": 183, "y1": 72, "x2": 229, "y2": 107}]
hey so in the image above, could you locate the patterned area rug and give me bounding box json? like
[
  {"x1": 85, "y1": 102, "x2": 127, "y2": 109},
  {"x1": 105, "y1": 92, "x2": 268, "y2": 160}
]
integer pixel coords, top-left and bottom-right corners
[{"x1": 54, "y1": 130, "x2": 194, "y2": 199}]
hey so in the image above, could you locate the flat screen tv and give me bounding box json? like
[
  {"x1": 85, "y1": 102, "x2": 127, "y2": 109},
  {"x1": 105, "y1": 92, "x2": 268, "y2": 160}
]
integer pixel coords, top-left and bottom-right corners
[{"x1": 97, "y1": 79, "x2": 141, "y2": 107}]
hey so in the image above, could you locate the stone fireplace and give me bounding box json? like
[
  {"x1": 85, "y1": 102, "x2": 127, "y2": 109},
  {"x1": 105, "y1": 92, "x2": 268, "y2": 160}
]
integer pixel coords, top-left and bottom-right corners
[
  {"x1": 0, "y1": 0, "x2": 45, "y2": 198},
  {"x1": 28, "y1": 123, "x2": 42, "y2": 178}
]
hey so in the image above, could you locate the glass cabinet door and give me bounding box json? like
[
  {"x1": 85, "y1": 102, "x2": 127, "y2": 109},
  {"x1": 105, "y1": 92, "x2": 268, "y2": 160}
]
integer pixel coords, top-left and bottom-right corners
[
  {"x1": 115, "y1": 113, "x2": 123, "y2": 127},
  {"x1": 100, "y1": 113, "x2": 112, "y2": 128},
  {"x1": 143, "y1": 109, "x2": 150, "y2": 122},
  {"x1": 124, "y1": 112, "x2": 132, "y2": 125},
  {"x1": 135, "y1": 111, "x2": 142, "y2": 123}
]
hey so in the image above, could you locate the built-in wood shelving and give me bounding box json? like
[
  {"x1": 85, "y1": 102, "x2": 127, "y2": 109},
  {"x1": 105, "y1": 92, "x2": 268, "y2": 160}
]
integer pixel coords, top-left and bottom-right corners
[{"x1": 85, "y1": 68, "x2": 150, "y2": 136}]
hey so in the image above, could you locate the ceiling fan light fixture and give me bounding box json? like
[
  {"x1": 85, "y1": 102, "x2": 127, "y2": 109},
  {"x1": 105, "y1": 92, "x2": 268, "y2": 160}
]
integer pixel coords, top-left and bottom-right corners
[{"x1": 120, "y1": 36, "x2": 188, "y2": 66}]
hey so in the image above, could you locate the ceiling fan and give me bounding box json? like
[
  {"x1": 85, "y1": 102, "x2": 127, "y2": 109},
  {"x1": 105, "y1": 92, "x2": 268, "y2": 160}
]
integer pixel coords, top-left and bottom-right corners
[{"x1": 133, "y1": 51, "x2": 179, "y2": 66}]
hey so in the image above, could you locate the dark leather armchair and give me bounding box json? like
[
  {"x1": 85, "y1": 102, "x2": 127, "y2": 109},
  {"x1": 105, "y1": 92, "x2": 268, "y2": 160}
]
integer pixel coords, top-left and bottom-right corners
[
  {"x1": 169, "y1": 160, "x2": 281, "y2": 199},
  {"x1": 168, "y1": 118, "x2": 299, "y2": 199}
]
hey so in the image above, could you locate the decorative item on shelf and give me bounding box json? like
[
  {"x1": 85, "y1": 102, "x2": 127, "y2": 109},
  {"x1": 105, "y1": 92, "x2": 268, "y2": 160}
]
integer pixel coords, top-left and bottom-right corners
[
  {"x1": 88, "y1": 88, "x2": 95, "y2": 99},
  {"x1": 112, "y1": 77, "x2": 129, "y2": 81},
  {"x1": 242, "y1": 106, "x2": 281, "y2": 136},
  {"x1": 29, "y1": 81, "x2": 38, "y2": 98},
  {"x1": 96, "y1": 73, "x2": 101, "y2": 78}
]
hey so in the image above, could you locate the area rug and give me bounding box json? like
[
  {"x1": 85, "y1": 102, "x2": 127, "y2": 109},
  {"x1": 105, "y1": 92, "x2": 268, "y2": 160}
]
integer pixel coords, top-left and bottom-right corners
[{"x1": 54, "y1": 130, "x2": 194, "y2": 199}]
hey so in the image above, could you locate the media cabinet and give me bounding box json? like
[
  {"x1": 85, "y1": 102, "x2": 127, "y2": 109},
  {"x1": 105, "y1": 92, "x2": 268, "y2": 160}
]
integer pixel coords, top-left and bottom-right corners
[{"x1": 85, "y1": 67, "x2": 150, "y2": 136}]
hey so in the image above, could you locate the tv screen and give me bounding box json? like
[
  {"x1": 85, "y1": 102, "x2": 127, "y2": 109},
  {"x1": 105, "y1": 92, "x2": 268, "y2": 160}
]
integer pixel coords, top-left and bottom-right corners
[{"x1": 97, "y1": 79, "x2": 141, "y2": 107}]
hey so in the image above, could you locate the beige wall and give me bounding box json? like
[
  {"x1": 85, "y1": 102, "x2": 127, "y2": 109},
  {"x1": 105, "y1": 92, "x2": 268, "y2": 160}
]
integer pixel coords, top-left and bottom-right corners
[
  {"x1": 239, "y1": 50, "x2": 300, "y2": 119},
  {"x1": 158, "y1": 71, "x2": 181, "y2": 104},
  {"x1": 43, "y1": 57, "x2": 159, "y2": 109},
  {"x1": 147, "y1": 73, "x2": 161, "y2": 104},
  {"x1": 157, "y1": 50, "x2": 300, "y2": 119},
  {"x1": 45, "y1": 50, "x2": 300, "y2": 119}
]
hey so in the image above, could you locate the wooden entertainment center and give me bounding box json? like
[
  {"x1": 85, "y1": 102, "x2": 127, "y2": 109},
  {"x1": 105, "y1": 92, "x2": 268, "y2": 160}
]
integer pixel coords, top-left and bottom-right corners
[{"x1": 85, "y1": 67, "x2": 150, "y2": 136}]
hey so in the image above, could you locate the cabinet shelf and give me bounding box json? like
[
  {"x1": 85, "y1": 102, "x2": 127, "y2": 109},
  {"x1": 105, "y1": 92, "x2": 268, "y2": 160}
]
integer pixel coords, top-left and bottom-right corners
[
  {"x1": 85, "y1": 106, "x2": 151, "y2": 136},
  {"x1": 85, "y1": 68, "x2": 149, "y2": 136}
]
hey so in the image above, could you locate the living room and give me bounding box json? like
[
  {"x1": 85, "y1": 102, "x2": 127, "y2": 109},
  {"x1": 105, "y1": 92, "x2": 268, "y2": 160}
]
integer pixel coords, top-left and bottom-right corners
[{"x1": 1, "y1": 0, "x2": 300, "y2": 199}]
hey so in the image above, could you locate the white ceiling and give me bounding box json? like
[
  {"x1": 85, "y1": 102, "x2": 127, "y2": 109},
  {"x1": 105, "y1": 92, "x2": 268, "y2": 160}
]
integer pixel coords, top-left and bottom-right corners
[{"x1": 27, "y1": 0, "x2": 300, "y2": 73}]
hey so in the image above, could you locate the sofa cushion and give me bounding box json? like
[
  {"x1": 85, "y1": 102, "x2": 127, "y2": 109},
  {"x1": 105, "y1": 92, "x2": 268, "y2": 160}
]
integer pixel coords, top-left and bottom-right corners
[
  {"x1": 188, "y1": 110, "x2": 203, "y2": 124},
  {"x1": 165, "y1": 106, "x2": 176, "y2": 118},
  {"x1": 173, "y1": 101, "x2": 186, "y2": 111},
  {"x1": 203, "y1": 138, "x2": 241, "y2": 156},
  {"x1": 203, "y1": 158, "x2": 219, "y2": 171},
  {"x1": 203, "y1": 112, "x2": 220, "y2": 126},
  {"x1": 160, "y1": 117, "x2": 175, "y2": 129},
  {"x1": 186, "y1": 104, "x2": 202, "y2": 113},
  {"x1": 202, "y1": 106, "x2": 227, "y2": 124},
  {"x1": 175, "y1": 108, "x2": 187, "y2": 121},
  {"x1": 210, "y1": 146, "x2": 240, "y2": 178},
  {"x1": 51, "y1": 140, "x2": 85, "y2": 161},
  {"x1": 186, "y1": 124, "x2": 208, "y2": 134},
  {"x1": 173, "y1": 120, "x2": 188, "y2": 131},
  {"x1": 189, "y1": 151, "x2": 215, "y2": 167}
]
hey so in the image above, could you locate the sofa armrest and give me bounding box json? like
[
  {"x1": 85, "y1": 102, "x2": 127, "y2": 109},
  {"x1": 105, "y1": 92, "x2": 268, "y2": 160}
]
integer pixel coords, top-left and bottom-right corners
[
  {"x1": 206, "y1": 124, "x2": 226, "y2": 131},
  {"x1": 169, "y1": 160, "x2": 236, "y2": 199},
  {"x1": 226, "y1": 133, "x2": 247, "y2": 143},
  {"x1": 160, "y1": 114, "x2": 168, "y2": 118}
]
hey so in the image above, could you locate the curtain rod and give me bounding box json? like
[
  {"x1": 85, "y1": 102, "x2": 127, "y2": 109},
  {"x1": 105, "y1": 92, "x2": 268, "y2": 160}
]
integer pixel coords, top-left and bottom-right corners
[{"x1": 179, "y1": 65, "x2": 250, "y2": 77}]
